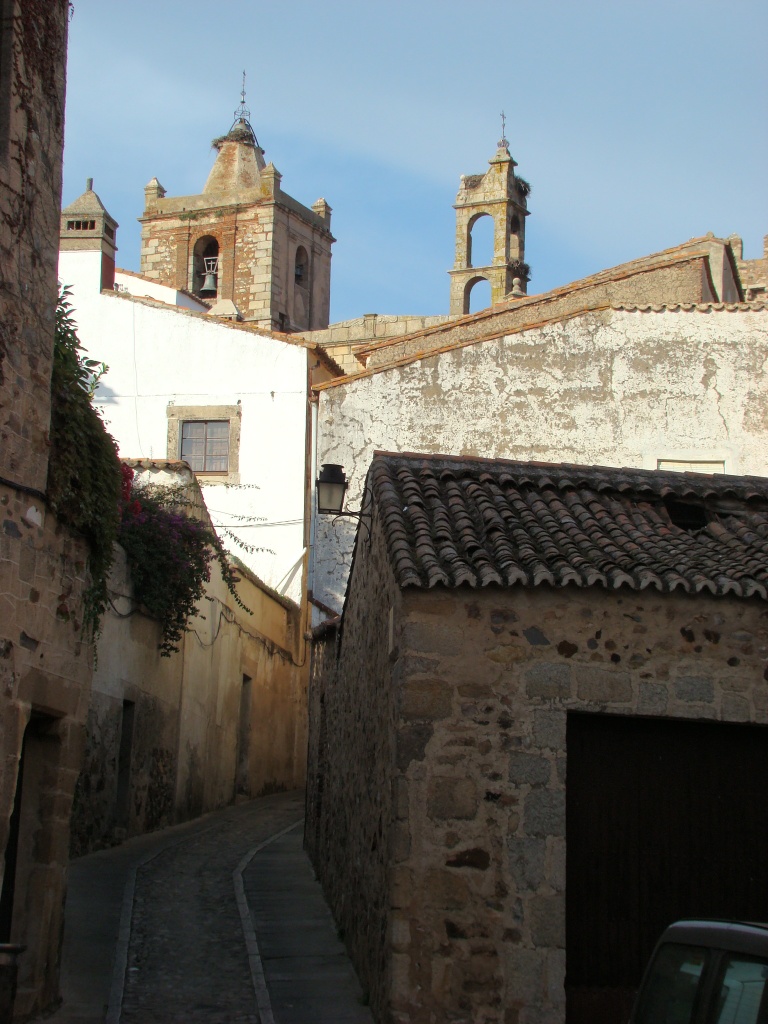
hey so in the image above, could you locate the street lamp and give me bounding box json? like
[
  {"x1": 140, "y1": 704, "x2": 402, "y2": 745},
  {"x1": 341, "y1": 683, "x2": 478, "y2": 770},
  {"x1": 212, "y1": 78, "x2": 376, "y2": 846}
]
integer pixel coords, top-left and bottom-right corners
[{"x1": 315, "y1": 464, "x2": 371, "y2": 537}]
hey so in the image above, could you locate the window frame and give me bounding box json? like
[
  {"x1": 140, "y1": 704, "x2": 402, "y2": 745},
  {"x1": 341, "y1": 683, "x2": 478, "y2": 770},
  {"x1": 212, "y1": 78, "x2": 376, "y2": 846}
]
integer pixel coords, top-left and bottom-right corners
[{"x1": 166, "y1": 404, "x2": 241, "y2": 485}]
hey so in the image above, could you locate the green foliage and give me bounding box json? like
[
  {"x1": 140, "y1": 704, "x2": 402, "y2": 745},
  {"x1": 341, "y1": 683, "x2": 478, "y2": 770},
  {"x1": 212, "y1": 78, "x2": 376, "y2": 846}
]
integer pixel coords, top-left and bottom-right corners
[
  {"x1": 119, "y1": 478, "x2": 250, "y2": 656},
  {"x1": 47, "y1": 287, "x2": 122, "y2": 636}
]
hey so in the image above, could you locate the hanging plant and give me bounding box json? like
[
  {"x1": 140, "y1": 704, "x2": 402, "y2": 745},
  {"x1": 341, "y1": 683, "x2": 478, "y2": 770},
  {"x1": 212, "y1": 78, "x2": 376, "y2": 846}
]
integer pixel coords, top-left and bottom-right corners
[
  {"x1": 48, "y1": 287, "x2": 122, "y2": 637},
  {"x1": 118, "y1": 471, "x2": 250, "y2": 656}
]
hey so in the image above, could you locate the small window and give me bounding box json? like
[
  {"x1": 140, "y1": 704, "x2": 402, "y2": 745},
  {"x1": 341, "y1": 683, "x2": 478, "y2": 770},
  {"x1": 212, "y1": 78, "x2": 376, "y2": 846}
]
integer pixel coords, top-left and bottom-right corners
[
  {"x1": 181, "y1": 420, "x2": 229, "y2": 473},
  {"x1": 657, "y1": 460, "x2": 725, "y2": 474},
  {"x1": 167, "y1": 404, "x2": 240, "y2": 484},
  {"x1": 104, "y1": 224, "x2": 114, "y2": 239}
]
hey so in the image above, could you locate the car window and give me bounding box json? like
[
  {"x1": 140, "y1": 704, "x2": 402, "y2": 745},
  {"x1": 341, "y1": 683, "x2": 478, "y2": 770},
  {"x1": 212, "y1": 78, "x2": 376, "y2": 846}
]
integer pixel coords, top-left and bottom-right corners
[
  {"x1": 634, "y1": 943, "x2": 708, "y2": 1024},
  {"x1": 714, "y1": 957, "x2": 768, "y2": 1024}
]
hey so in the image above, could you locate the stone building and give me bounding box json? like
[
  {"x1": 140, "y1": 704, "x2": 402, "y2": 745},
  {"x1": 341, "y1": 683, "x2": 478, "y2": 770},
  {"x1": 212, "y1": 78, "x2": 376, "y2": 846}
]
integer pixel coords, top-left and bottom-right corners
[
  {"x1": 307, "y1": 452, "x2": 768, "y2": 1024},
  {"x1": 71, "y1": 463, "x2": 308, "y2": 856},
  {"x1": 730, "y1": 231, "x2": 768, "y2": 301},
  {"x1": 138, "y1": 101, "x2": 334, "y2": 331},
  {"x1": 311, "y1": 255, "x2": 767, "y2": 615},
  {"x1": 0, "y1": 2, "x2": 98, "y2": 1017}
]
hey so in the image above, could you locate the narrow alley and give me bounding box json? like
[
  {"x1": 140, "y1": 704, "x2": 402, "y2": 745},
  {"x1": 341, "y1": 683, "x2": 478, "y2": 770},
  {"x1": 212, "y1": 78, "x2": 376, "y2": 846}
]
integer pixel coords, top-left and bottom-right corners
[{"x1": 42, "y1": 792, "x2": 373, "y2": 1024}]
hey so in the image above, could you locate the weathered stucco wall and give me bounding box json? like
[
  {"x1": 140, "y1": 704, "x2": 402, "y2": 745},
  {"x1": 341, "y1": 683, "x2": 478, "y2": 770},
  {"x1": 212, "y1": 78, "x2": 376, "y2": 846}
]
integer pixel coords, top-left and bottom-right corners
[
  {"x1": 314, "y1": 305, "x2": 768, "y2": 612},
  {"x1": 71, "y1": 534, "x2": 308, "y2": 856},
  {"x1": 310, "y1": 557, "x2": 768, "y2": 1024}
]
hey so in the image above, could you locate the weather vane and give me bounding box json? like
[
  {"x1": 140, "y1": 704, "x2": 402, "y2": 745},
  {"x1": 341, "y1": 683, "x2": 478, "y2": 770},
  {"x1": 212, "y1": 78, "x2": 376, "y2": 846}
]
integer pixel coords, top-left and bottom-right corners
[
  {"x1": 499, "y1": 110, "x2": 509, "y2": 149},
  {"x1": 235, "y1": 70, "x2": 251, "y2": 123},
  {"x1": 229, "y1": 70, "x2": 261, "y2": 150}
]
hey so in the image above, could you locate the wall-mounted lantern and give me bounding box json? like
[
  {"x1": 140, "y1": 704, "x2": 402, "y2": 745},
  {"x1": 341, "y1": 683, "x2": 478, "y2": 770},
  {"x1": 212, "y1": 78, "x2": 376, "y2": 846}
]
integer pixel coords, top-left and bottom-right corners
[{"x1": 315, "y1": 463, "x2": 371, "y2": 537}]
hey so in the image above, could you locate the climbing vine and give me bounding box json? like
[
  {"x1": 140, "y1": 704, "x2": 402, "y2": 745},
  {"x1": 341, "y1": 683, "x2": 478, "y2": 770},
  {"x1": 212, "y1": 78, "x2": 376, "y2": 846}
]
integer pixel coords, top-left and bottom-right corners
[
  {"x1": 119, "y1": 469, "x2": 251, "y2": 656},
  {"x1": 47, "y1": 287, "x2": 122, "y2": 636}
]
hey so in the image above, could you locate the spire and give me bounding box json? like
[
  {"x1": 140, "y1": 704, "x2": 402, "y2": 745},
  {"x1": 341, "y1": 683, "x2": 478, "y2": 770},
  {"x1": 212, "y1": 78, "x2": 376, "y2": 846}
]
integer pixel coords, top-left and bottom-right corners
[{"x1": 205, "y1": 73, "x2": 267, "y2": 194}]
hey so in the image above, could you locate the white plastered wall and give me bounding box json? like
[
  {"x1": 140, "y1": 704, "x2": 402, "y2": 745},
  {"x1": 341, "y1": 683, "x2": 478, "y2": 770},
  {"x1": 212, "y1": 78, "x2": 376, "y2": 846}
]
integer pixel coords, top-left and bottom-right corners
[
  {"x1": 314, "y1": 305, "x2": 768, "y2": 613},
  {"x1": 58, "y1": 248, "x2": 308, "y2": 600}
]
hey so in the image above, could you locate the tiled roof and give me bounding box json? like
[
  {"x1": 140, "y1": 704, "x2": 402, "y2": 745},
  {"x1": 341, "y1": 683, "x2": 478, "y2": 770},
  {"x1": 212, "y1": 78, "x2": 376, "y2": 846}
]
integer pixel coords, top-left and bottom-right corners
[{"x1": 369, "y1": 453, "x2": 768, "y2": 599}]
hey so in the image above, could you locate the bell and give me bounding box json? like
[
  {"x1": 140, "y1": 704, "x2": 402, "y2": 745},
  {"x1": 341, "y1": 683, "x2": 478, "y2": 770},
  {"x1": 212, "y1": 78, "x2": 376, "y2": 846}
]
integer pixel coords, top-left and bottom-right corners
[{"x1": 200, "y1": 271, "x2": 218, "y2": 296}]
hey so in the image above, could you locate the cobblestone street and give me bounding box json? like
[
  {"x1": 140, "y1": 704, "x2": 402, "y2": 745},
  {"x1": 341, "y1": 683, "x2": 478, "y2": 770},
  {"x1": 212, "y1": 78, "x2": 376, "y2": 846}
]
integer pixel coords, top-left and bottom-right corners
[{"x1": 42, "y1": 791, "x2": 373, "y2": 1024}]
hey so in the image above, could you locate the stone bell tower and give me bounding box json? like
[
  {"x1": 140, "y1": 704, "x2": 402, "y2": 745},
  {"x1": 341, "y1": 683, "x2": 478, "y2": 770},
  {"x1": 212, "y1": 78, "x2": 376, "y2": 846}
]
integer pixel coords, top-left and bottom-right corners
[
  {"x1": 139, "y1": 85, "x2": 334, "y2": 331},
  {"x1": 448, "y1": 122, "x2": 530, "y2": 315}
]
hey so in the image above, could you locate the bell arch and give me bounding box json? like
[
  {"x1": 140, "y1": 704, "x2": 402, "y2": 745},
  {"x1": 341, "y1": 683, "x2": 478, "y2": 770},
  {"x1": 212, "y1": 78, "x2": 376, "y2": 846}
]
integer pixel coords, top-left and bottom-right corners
[
  {"x1": 191, "y1": 235, "x2": 220, "y2": 298},
  {"x1": 464, "y1": 275, "x2": 491, "y2": 314},
  {"x1": 467, "y1": 212, "x2": 495, "y2": 269}
]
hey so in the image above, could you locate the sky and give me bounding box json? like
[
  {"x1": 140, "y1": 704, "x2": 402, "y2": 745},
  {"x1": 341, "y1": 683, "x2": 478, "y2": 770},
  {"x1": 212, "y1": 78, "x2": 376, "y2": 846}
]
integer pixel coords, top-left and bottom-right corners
[{"x1": 62, "y1": 0, "x2": 767, "y2": 324}]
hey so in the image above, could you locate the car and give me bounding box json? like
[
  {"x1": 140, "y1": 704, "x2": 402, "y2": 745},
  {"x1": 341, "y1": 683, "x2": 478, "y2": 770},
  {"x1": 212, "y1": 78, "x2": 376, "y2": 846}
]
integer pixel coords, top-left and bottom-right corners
[{"x1": 631, "y1": 920, "x2": 768, "y2": 1024}]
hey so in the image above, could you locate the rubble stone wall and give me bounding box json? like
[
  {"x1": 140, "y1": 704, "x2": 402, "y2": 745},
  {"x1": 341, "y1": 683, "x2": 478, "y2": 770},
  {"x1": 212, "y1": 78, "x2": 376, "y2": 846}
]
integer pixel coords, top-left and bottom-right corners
[
  {"x1": 387, "y1": 584, "x2": 768, "y2": 1023},
  {"x1": 306, "y1": 512, "x2": 403, "y2": 1018}
]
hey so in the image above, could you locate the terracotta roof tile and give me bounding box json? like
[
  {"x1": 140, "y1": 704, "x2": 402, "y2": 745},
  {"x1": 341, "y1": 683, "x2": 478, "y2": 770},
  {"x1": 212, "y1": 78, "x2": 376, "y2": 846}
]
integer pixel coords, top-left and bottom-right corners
[{"x1": 368, "y1": 453, "x2": 768, "y2": 600}]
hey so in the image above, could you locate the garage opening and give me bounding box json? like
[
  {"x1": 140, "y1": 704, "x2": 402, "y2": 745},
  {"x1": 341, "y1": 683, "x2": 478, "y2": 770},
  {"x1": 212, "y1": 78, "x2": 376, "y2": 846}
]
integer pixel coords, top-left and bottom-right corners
[{"x1": 565, "y1": 712, "x2": 768, "y2": 1024}]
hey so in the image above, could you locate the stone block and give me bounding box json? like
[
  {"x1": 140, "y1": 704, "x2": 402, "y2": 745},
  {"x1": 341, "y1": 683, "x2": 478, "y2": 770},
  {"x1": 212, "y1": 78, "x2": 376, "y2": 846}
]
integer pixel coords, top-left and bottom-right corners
[
  {"x1": 508, "y1": 752, "x2": 551, "y2": 786},
  {"x1": 503, "y1": 948, "x2": 544, "y2": 1002},
  {"x1": 637, "y1": 681, "x2": 668, "y2": 714},
  {"x1": 402, "y1": 618, "x2": 463, "y2": 656},
  {"x1": 427, "y1": 776, "x2": 478, "y2": 820},
  {"x1": 396, "y1": 722, "x2": 433, "y2": 770},
  {"x1": 400, "y1": 677, "x2": 452, "y2": 721},
  {"x1": 721, "y1": 693, "x2": 750, "y2": 720},
  {"x1": 529, "y1": 893, "x2": 565, "y2": 947},
  {"x1": 532, "y1": 709, "x2": 566, "y2": 751},
  {"x1": 524, "y1": 663, "x2": 571, "y2": 699},
  {"x1": 523, "y1": 790, "x2": 565, "y2": 838},
  {"x1": 423, "y1": 867, "x2": 472, "y2": 909},
  {"x1": 574, "y1": 665, "x2": 632, "y2": 703},
  {"x1": 507, "y1": 837, "x2": 546, "y2": 891},
  {"x1": 674, "y1": 676, "x2": 714, "y2": 702}
]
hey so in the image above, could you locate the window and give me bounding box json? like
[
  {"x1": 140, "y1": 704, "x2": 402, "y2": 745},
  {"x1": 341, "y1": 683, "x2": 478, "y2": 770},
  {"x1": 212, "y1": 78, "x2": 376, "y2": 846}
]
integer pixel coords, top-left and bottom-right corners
[
  {"x1": 657, "y1": 460, "x2": 725, "y2": 474},
  {"x1": 66, "y1": 219, "x2": 96, "y2": 230},
  {"x1": 181, "y1": 420, "x2": 229, "y2": 473},
  {"x1": 167, "y1": 404, "x2": 241, "y2": 484}
]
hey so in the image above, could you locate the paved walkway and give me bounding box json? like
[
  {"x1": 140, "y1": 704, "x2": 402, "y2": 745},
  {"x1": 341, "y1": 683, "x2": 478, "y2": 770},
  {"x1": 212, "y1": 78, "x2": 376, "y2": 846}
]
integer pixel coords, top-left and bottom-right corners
[{"x1": 37, "y1": 792, "x2": 373, "y2": 1024}]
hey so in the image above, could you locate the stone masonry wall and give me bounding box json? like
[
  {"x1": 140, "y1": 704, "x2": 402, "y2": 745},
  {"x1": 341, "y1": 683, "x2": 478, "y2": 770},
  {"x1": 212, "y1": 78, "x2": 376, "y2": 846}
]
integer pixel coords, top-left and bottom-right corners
[
  {"x1": 306, "y1": 511, "x2": 404, "y2": 1019},
  {"x1": 386, "y1": 584, "x2": 768, "y2": 1024},
  {"x1": 0, "y1": 483, "x2": 93, "y2": 1016},
  {"x1": 0, "y1": 1, "x2": 68, "y2": 493},
  {"x1": 0, "y1": 4, "x2": 97, "y2": 1017}
]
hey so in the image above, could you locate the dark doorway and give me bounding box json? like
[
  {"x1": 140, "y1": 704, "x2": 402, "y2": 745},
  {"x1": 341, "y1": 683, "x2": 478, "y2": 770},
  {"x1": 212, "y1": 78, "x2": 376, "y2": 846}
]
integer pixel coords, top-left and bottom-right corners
[
  {"x1": 235, "y1": 675, "x2": 252, "y2": 797},
  {"x1": 0, "y1": 712, "x2": 61, "y2": 942},
  {"x1": 565, "y1": 712, "x2": 768, "y2": 1024},
  {"x1": 115, "y1": 700, "x2": 135, "y2": 829}
]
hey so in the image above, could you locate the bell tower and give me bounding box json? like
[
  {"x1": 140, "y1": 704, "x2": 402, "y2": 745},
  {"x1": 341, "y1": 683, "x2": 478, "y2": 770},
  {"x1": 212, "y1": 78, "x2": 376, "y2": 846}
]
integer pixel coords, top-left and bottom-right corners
[
  {"x1": 449, "y1": 119, "x2": 530, "y2": 315},
  {"x1": 139, "y1": 79, "x2": 334, "y2": 331}
]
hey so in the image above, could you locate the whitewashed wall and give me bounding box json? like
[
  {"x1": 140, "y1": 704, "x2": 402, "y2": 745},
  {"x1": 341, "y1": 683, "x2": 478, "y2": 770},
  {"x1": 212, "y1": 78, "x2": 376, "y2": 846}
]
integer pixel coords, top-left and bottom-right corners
[
  {"x1": 314, "y1": 305, "x2": 768, "y2": 612},
  {"x1": 113, "y1": 270, "x2": 208, "y2": 311},
  {"x1": 58, "y1": 249, "x2": 308, "y2": 599}
]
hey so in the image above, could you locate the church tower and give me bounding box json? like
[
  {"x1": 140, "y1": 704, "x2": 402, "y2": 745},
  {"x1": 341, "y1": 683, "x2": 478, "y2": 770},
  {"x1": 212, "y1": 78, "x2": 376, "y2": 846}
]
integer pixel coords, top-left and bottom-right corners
[
  {"x1": 59, "y1": 178, "x2": 118, "y2": 291},
  {"x1": 449, "y1": 123, "x2": 530, "y2": 315},
  {"x1": 139, "y1": 87, "x2": 334, "y2": 331}
]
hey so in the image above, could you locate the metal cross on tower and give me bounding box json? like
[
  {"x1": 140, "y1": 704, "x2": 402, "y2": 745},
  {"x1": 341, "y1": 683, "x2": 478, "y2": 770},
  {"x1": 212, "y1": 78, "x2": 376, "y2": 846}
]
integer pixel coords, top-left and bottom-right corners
[{"x1": 499, "y1": 110, "x2": 509, "y2": 149}]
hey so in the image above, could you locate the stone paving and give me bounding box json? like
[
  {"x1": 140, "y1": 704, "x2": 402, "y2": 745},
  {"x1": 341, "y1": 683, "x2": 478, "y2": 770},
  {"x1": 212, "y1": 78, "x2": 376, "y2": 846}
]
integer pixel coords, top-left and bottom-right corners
[{"x1": 38, "y1": 791, "x2": 373, "y2": 1024}]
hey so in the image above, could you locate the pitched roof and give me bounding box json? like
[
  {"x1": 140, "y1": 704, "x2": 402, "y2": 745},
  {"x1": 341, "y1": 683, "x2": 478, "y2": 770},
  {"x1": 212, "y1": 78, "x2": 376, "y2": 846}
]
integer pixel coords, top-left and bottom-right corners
[{"x1": 368, "y1": 452, "x2": 768, "y2": 599}]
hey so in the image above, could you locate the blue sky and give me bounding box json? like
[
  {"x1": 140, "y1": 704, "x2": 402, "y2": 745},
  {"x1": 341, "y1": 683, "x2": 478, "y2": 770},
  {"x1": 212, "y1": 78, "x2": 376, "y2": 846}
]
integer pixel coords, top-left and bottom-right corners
[{"x1": 63, "y1": 0, "x2": 767, "y2": 323}]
